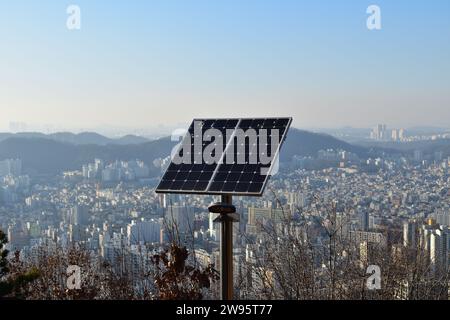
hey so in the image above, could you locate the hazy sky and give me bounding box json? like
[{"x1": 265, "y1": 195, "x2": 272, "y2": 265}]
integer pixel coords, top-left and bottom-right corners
[{"x1": 1, "y1": 0, "x2": 450, "y2": 132}]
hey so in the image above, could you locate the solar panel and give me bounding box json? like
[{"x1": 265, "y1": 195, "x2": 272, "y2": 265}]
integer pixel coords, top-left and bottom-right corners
[{"x1": 155, "y1": 117, "x2": 292, "y2": 196}]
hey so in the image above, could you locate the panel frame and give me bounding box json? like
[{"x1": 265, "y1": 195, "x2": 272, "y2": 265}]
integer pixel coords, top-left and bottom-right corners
[{"x1": 155, "y1": 117, "x2": 293, "y2": 197}]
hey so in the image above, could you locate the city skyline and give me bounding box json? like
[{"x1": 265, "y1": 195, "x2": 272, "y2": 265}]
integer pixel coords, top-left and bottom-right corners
[
  {"x1": 2, "y1": 0, "x2": 450, "y2": 304},
  {"x1": 1, "y1": 0, "x2": 450, "y2": 131}
]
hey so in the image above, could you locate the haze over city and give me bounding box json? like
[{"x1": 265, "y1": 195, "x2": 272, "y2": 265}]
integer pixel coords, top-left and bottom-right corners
[{"x1": 1, "y1": 0, "x2": 450, "y2": 132}]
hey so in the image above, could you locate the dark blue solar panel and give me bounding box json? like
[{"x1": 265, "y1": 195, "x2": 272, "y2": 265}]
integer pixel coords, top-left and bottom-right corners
[{"x1": 156, "y1": 117, "x2": 292, "y2": 196}]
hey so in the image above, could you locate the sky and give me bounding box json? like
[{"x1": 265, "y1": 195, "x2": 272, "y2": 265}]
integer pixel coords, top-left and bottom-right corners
[{"x1": 1, "y1": 0, "x2": 450, "y2": 133}]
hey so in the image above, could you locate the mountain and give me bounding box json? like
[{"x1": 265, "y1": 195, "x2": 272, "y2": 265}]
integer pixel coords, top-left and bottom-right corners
[
  {"x1": 50, "y1": 132, "x2": 112, "y2": 145},
  {"x1": 0, "y1": 129, "x2": 370, "y2": 176},
  {"x1": 281, "y1": 129, "x2": 368, "y2": 160},
  {"x1": 0, "y1": 132, "x2": 150, "y2": 145},
  {"x1": 115, "y1": 135, "x2": 151, "y2": 145},
  {"x1": 356, "y1": 138, "x2": 450, "y2": 156},
  {"x1": 0, "y1": 132, "x2": 48, "y2": 141},
  {"x1": 0, "y1": 137, "x2": 172, "y2": 175}
]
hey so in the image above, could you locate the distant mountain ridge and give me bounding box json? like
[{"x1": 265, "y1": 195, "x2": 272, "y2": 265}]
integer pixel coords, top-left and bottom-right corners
[
  {"x1": 0, "y1": 132, "x2": 150, "y2": 145},
  {"x1": 0, "y1": 128, "x2": 369, "y2": 176},
  {"x1": 281, "y1": 129, "x2": 368, "y2": 161},
  {"x1": 0, "y1": 136, "x2": 172, "y2": 176}
]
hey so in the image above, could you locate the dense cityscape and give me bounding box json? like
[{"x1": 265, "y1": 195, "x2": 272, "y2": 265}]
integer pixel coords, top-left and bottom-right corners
[
  {"x1": 1, "y1": 1, "x2": 450, "y2": 307},
  {"x1": 1, "y1": 125, "x2": 449, "y2": 300}
]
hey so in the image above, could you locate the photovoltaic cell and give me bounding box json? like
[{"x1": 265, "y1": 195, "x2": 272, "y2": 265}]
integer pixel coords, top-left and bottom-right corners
[{"x1": 155, "y1": 117, "x2": 292, "y2": 196}]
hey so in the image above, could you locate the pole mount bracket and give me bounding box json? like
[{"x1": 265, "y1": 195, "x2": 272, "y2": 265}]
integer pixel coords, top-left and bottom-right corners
[{"x1": 208, "y1": 202, "x2": 236, "y2": 214}]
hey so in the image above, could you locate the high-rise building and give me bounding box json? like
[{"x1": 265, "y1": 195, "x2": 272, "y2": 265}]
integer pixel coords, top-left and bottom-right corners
[
  {"x1": 127, "y1": 219, "x2": 161, "y2": 245},
  {"x1": 430, "y1": 227, "x2": 448, "y2": 275},
  {"x1": 247, "y1": 206, "x2": 291, "y2": 227},
  {"x1": 391, "y1": 129, "x2": 399, "y2": 141},
  {"x1": 420, "y1": 222, "x2": 435, "y2": 251},
  {"x1": 403, "y1": 220, "x2": 418, "y2": 247},
  {"x1": 7, "y1": 223, "x2": 30, "y2": 250},
  {"x1": 349, "y1": 231, "x2": 387, "y2": 247},
  {"x1": 371, "y1": 124, "x2": 387, "y2": 140},
  {"x1": 102, "y1": 167, "x2": 122, "y2": 182},
  {"x1": 435, "y1": 209, "x2": 450, "y2": 227},
  {"x1": 70, "y1": 205, "x2": 90, "y2": 226},
  {"x1": 208, "y1": 212, "x2": 220, "y2": 241},
  {"x1": 124, "y1": 160, "x2": 150, "y2": 178},
  {"x1": 360, "y1": 210, "x2": 370, "y2": 231},
  {"x1": 69, "y1": 224, "x2": 86, "y2": 243},
  {"x1": 164, "y1": 205, "x2": 195, "y2": 235},
  {"x1": 287, "y1": 191, "x2": 307, "y2": 209},
  {"x1": 94, "y1": 159, "x2": 104, "y2": 171}
]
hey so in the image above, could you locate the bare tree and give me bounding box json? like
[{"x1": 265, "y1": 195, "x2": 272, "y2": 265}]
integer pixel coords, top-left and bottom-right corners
[{"x1": 240, "y1": 193, "x2": 450, "y2": 300}]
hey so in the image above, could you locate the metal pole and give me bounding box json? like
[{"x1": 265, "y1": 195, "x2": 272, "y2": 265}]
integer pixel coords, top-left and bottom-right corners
[{"x1": 220, "y1": 194, "x2": 233, "y2": 300}]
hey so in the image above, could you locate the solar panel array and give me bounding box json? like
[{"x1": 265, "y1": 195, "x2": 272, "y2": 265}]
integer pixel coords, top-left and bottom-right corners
[{"x1": 155, "y1": 118, "x2": 292, "y2": 196}]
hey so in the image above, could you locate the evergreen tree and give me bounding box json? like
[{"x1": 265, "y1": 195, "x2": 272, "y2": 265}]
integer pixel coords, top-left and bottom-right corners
[
  {"x1": 0, "y1": 229, "x2": 12, "y2": 297},
  {"x1": 0, "y1": 229, "x2": 39, "y2": 299}
]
